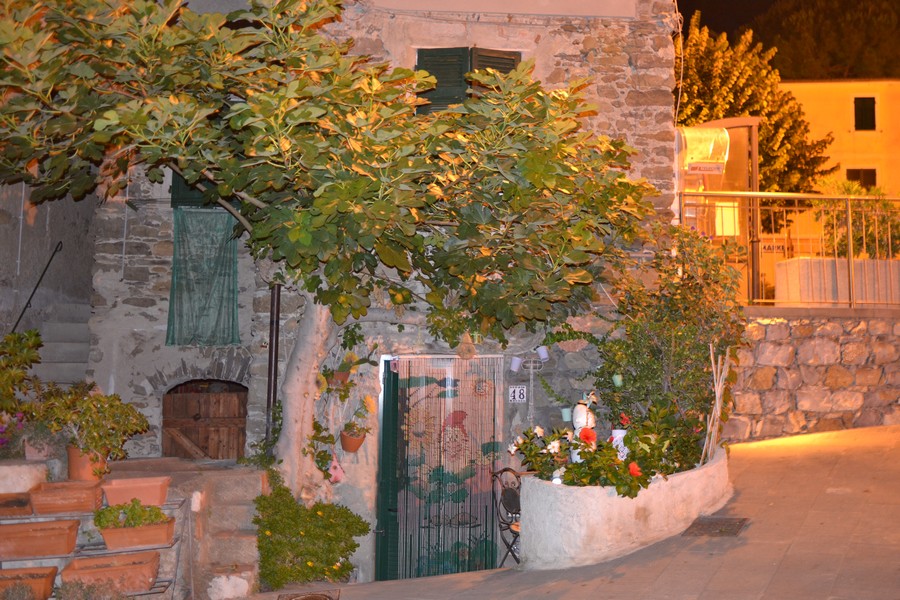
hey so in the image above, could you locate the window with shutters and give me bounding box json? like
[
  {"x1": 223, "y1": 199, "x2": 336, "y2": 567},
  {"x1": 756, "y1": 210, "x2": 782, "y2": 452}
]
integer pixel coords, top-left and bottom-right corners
[
  {"x1": 416, "y1": 48, "x2": 521, "y2": 114},
  {"x1": 166, "y1": 173, "x2": 240, "y2": 346},
  {"x1": 854, "y1": 97, "x2": 876, "y2": 131},
  {"x1": 846, "y1": 168, "x2": 877, "y2": 189}
]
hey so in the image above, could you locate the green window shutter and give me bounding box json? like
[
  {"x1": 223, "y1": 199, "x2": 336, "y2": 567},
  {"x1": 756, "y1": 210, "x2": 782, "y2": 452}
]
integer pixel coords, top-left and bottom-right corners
[
  {"x1": 417, "y1": 47, "x2": 470, "y2": 114},
  {"x1": 170, "y1": 172, "x2": 208, "y2": 208},
  {"x1": 416, "y1": 48, "x2": 522, "y2": 114},
  {"x1": 166, "y1": 208, "x2": 240, "y2": 347},
  {"x1": 470, "y1": 48, "x2": 521, "y2": 73}
]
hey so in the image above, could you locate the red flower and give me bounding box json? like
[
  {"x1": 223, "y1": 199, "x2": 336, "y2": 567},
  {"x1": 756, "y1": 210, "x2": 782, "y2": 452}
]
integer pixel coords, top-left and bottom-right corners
[
  {"x1": 579, "y1": 428, "x2": 597, "y2": 444},
  {"x1": 628, "y1": 461, "x2": 642, "y2": 477},
  {"x1": 619, "y1": 413, "x2": 631, "y2": 426}
]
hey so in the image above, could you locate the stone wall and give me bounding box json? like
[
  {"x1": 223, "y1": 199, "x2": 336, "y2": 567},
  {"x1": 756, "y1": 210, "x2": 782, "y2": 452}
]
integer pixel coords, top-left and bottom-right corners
[
  {"x1": 334, "y1": 0, "x2": 680, "y2": 214},
  {"x1": 0, "y1": 183, "x2": 95, "y2": 332},
  {"x1": 87, "y1": 169, "x2": 281, "y2": 457},
  {"x1": 725, "y1": 308, "x2": 900, "y2": 441}
]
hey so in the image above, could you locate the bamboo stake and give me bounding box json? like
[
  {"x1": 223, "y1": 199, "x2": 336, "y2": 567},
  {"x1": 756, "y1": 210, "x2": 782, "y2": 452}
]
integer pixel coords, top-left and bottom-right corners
[{"x1": 702, "y1": 343, "x2": 731, "y2": 465}]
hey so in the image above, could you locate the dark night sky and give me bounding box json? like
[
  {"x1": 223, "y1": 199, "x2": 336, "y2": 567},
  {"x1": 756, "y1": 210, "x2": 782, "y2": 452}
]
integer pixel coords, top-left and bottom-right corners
[{"x1": 676, "y1": 0, "x2": 778, "y2": 36}]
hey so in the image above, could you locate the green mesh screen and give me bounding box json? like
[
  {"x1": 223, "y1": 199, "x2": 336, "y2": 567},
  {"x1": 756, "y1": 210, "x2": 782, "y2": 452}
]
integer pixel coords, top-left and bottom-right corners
[{"x1": 166, "y1": 207, "x2": 239, "y2": 346}]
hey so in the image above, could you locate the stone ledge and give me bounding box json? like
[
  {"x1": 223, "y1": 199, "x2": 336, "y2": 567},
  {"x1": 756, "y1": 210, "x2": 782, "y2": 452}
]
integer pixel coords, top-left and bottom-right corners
[
  {"x1": 0, "y1": 460, "x2": 49, "y2": 494},
  {"x1": 519, "y1": 450, "x2": 731, "y2": 570}
]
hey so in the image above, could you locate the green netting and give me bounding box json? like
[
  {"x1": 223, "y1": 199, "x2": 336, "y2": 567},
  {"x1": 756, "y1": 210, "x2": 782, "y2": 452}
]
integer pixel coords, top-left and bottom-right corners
[{"x1": 166, "y1": 207, "x2": 239, "y2": 346}]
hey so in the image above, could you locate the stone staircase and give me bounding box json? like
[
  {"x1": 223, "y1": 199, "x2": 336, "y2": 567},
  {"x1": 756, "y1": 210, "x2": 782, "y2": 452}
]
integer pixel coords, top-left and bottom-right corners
[
  {"x1": 191, "y1": 467, "x2": 268, "y2": 600},
  {"x1": 30, "y1": 302, "x2": 91, "y2": 385}
]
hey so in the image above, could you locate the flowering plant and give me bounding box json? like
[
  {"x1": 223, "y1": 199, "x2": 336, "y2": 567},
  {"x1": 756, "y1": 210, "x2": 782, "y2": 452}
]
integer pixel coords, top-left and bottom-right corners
[{"x1": 511, "y1": 425, "x2": 652, "y2": 498}]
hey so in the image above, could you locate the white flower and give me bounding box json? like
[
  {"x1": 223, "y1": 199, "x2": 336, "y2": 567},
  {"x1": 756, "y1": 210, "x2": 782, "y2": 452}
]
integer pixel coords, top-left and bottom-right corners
[
  {"x1": 564, "y1": 430, "x2": 574, "y2": 441},
  {"x1": 507, "y1": 443, "x2": 518, "y2": 455},
  {"x1": 534, "y1": 426, "x2": 545, "y2": 437},
  {"x1": 546, "y1": 439, "x2": 561, "y2": 454},
  {"x1": 515, "y1": 435, "x2": 524, "y2": 446}
]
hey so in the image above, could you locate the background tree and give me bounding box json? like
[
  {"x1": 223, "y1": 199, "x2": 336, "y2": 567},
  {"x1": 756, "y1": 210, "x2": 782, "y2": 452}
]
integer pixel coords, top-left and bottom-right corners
[
  {"x1": 751, "y1": 0, "x2": 900, "y2": 79},
  {"x1": 0, "y1": 0, "x2": 653, "y2": 499},
  {"x1": 675, "y1": 13, "x2": 835, "y2": 192}
]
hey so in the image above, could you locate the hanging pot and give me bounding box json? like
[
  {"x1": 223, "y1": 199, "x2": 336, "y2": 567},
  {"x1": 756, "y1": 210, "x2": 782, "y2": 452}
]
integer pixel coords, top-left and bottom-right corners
[
  {"x1": 560, "y1": 406, "x2": 573, "y2": 422},
  {"x1": 340, "y1": 431, "x2": 365, "y2": 453},
  {"x1": 67, "y1": 446, "x2": 107, "y2": 481}
]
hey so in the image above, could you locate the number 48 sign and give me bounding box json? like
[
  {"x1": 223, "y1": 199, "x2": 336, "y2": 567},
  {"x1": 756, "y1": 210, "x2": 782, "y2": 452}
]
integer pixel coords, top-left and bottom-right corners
[{"x1": 508, "y1": 385, "x2": 527, "y2": 404}]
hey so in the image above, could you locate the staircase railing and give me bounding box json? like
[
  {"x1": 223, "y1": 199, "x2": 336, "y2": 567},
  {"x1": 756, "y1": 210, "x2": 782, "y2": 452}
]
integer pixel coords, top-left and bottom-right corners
[{"x1": 11, "y1": 240, "x2": 63, "y2": 333}]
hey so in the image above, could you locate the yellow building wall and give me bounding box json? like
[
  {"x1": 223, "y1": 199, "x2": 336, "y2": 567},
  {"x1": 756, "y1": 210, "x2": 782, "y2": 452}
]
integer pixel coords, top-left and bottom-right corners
[{"x1": 781, "y1": 80, "x2": 900, "y2": 195}]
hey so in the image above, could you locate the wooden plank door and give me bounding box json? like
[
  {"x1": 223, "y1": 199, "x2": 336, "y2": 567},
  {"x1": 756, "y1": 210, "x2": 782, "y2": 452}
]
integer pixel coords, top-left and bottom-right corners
[{"x1": 162, "y1": 390, "x2": 247, "y2": 459}]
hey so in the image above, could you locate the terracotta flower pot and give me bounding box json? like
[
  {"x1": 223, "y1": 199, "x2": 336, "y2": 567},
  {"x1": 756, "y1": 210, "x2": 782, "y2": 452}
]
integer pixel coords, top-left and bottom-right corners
[
  {"x1": 327, "y1": 370, "x2": 351, "y2": 387},
  {"x1": 62, "y1": 550, "x2": 159, "y2": 594},
  {"x1": 29, "y1": 481, "x2": 102, "y2": 514},
  {"x1": 102, "y1": 476, "x2": 171, "y2": 506},
  {"x1": 0, "y1": 566, "x2": 58, "y2": 600},
  {"x1": 340, "y1": 431, "x2": 365, "y2": 452},
  {"x1": 0, "y1": 493, "x2": 32, "y2": 517},
  {"x1": 67, "y1": 446, "x2": 108, "y2": 481},
  {"x1": 0, "y1": 519, "x2": 79, "y2": 560},
  {"x1": 99, "y1": 517, "x2": 175, "y2": 550}
]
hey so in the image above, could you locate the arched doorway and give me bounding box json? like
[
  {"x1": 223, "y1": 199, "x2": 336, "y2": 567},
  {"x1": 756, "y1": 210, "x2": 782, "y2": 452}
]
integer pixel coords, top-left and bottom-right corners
[{"x1": 162, "y1": 379, "x2": 248, "y2": 460}]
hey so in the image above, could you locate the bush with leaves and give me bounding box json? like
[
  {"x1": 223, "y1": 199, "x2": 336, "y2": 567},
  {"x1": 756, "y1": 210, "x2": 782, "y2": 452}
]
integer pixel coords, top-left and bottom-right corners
[
  {"x1": 254, "y1": 469, "x2": 370, "y2": 589},
  {"x1": 592, "y1": 224, "x2": 744, "y2": 434}
]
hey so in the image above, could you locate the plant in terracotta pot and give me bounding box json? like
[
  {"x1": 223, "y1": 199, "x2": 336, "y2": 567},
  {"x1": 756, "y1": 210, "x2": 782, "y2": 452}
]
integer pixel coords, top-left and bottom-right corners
[
  {"x1": 339, "y1": 400, "x2": 371, "y2": 453},
  {"x1": 93, "y1": 499, "x2": 174, "y2": 550},
  {"x1": 28, "y1": 381, "x2": 149, "y2": 478}
]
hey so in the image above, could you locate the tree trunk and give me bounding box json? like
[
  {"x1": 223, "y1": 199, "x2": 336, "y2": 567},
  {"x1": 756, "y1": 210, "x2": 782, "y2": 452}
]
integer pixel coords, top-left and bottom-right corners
[{"x1": 275, "y1": 292, "x2": 337, "y2": 505}]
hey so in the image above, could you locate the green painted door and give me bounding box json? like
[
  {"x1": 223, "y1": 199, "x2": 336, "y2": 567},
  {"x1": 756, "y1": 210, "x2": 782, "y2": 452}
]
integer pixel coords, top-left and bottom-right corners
[{"x1": 375, "y1": 356, "x2": 503, "y2": 580}]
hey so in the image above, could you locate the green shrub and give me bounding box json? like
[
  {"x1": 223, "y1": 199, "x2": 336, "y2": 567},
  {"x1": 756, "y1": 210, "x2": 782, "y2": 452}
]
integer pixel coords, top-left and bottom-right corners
[{"x1": 253, "y1": 469, "x2": 370, "y2": 589}]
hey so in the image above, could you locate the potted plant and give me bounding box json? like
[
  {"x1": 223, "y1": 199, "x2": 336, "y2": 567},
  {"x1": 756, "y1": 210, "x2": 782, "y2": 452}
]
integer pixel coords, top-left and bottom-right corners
[
  {"x1": 61, "y1": 551, "x2": 160, "y2": 595},
  {"x1": 28, "y1": 381, "x2": 149, "y2": 480},
  {"x1": 93, "y1": 499, "x2": 175, "y2": 550},
  {"x1": 0, "y1": 566, "x2": 58, "y2": 600},
  {"x1": 339, "y1": 401, "x2": 371, "y2": 453},
  {"x1": 101, "y1": 475, "x2": 171, "y2": 507}
]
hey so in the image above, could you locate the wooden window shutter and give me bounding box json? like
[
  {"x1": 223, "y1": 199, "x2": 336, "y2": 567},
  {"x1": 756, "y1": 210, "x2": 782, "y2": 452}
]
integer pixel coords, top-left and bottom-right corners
[
  {"x1": 470, "y1": 48, "x2": 521, "y2": 74},
  {"x1": 417, "y1": 47, "x2": 470, "y2": 114}
]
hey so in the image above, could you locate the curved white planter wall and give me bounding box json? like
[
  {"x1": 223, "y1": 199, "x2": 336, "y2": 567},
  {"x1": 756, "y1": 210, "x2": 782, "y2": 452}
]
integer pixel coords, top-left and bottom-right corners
[{"x1": 519, "y1": 450, "x2": 732, "y2": 570}]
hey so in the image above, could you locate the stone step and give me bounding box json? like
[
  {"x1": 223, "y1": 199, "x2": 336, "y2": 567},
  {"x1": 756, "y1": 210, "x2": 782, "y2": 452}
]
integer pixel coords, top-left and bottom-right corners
[
  {"x1": 207, "y1": 470, "x2": 268, "y2": 505},
  {"x1": 50, "y1": 303, "x2": 92, "y2": 322},
  {"x1": 38, "y1": 321, "x2": 89, "y2": 343},
  {"x1": 207, "y1": 503, "x2": 257, "y2": 534},
  {"x1": 207, "y1": 530, "x2": 258, "y2": 566},
  {"x1": 31, "y1": 361, "x2": 88, "y2": 384},
  {"x1": 38, "y1": 341, "x2": 90, "y2": 363},
  {"x1": 204, "y1": 563, "x2": 257, "y2": 600}
]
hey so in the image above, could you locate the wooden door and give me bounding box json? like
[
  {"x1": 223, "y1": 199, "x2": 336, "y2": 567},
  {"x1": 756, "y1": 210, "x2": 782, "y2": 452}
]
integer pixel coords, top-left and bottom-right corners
[{"x1": 162, "y1": 383, "x2": 247, "y2": 460}]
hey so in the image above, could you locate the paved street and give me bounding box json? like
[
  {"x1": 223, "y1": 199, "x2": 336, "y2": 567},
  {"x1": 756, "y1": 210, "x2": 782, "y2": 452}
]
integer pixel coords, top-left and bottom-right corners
[{"x1": 257, "y1": 425, "x2": 900, "y2": 600}]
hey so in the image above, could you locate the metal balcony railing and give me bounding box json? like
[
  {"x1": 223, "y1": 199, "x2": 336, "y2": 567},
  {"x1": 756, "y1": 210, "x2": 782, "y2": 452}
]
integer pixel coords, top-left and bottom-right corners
[{"x1": 678, "y1": 191, "x2": 900, "y2": 307}]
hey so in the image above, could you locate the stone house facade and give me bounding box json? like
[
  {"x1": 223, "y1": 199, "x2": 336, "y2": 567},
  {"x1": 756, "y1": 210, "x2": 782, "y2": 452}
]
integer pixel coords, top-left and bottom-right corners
[{"x1": 77, "y1": 0, "x2": 682, "y2": 585}]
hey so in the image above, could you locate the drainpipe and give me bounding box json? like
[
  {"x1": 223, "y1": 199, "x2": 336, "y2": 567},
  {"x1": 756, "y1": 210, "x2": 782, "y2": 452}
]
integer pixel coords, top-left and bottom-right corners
[{"x1": 265, "y1": 283, "x2": 282, "y2": 448}]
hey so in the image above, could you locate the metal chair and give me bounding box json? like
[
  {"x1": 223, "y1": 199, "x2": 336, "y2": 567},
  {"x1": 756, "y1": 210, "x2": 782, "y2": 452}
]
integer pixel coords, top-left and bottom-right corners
[{"x1": 492, "y1": 468, "x2": 522, "y2": 567}]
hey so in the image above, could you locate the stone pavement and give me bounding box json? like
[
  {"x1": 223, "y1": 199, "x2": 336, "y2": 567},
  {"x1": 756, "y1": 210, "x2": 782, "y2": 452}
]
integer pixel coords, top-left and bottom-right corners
[{"x1": 254, "y1": 425, "x2": 900, "y2": 600}]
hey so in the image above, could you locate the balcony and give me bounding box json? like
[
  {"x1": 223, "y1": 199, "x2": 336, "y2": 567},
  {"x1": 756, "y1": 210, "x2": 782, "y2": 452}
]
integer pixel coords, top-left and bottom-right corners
[{"x1": 679, "y1": 191, "x2": 900, "y2": 307}]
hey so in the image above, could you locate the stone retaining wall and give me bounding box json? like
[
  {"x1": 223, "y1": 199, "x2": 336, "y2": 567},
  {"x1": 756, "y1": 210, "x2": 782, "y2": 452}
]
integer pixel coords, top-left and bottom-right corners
[{"x1": 725, "y1": 308, "x2": 900, "y2": 441}]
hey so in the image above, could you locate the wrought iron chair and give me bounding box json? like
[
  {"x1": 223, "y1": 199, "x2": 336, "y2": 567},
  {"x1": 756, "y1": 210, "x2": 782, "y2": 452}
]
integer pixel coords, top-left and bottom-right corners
[{"x1": 492, "y1": 468, "x2": 522, "y2": 567}]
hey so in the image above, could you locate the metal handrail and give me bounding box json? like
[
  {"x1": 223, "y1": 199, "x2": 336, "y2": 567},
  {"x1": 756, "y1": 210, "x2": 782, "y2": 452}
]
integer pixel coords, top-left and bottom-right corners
[
  {"x1": 677, "y1": 191, "x2": 900, "y2": 308},
  {"x1": 11, "y1": 241, "x2": 63, "y2": 333}
]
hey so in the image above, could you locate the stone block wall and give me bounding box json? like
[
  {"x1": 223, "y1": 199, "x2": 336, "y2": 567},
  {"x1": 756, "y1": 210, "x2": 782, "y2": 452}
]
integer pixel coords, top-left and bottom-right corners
[
  {"x1": 334, "y1": 0, "x2": 680, "y2": 215},
  {"x1": 725, "y1": 309, "x2": 900, "y2": 441}
]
